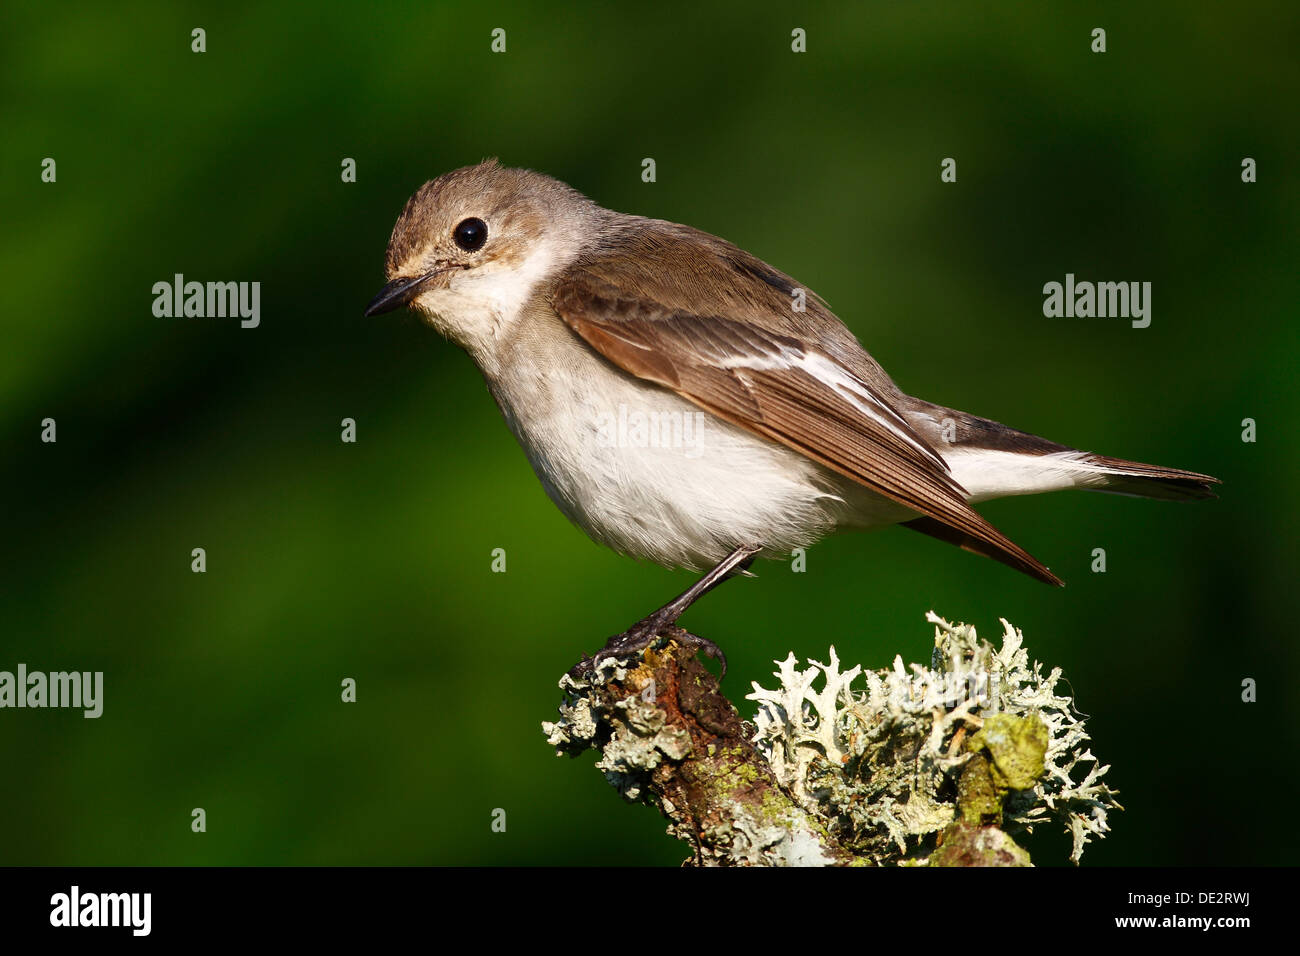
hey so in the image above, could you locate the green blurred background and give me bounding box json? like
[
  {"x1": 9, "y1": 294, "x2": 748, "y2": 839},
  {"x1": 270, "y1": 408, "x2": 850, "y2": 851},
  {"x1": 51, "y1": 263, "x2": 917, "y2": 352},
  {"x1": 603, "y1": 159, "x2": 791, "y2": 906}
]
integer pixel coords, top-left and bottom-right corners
[{"x1": 2, "y1": 1, "x2": 1296, "y2": 865}]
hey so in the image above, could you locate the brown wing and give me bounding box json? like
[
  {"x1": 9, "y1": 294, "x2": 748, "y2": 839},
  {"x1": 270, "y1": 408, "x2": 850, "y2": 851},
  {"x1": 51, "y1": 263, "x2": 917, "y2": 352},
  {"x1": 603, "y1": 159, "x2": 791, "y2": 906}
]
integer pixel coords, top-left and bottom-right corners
[{"x1": 551, "y1": 230, "x2": 1063, "y2": 586}]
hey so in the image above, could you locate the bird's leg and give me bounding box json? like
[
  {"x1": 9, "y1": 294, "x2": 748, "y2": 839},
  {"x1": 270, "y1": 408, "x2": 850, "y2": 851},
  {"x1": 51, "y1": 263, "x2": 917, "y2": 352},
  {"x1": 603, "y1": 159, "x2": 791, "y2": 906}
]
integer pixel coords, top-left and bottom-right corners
[{"x1": 573, "y1": 544, "x2": 762, "y2": 679}]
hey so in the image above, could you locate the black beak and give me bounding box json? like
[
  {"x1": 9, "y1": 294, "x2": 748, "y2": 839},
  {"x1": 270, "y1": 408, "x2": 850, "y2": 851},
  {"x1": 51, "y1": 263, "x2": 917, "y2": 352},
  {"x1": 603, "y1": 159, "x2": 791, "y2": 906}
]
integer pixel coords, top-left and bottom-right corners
[
  {"x1": 364, "y1": 265, "x2": 467, "y2": 317},
  {"x1": 364, "y1": 273, "x2": 438, "y2": 317}
]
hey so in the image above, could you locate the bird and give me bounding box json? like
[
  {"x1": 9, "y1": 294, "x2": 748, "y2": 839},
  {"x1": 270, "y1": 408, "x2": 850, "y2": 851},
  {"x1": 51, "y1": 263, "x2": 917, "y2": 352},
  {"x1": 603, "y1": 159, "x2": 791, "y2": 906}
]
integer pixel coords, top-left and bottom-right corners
[{"x1": 364, "y1": 159, "x2": 1218, "y2": 672}]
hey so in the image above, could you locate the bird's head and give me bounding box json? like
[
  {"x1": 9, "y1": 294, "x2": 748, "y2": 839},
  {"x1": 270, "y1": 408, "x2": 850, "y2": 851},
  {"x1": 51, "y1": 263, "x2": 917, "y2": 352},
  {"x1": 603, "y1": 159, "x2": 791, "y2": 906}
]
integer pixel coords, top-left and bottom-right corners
[{"x1": 364, "y1": 159, "x2": 599, "y2": 359}]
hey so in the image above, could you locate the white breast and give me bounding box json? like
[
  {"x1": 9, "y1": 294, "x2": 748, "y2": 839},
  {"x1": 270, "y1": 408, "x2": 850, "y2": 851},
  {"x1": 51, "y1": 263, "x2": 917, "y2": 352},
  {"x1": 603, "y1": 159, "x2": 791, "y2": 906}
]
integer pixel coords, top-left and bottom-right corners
[{"x1": 488, "y1": 318, "x2": 859, "y2": 570}]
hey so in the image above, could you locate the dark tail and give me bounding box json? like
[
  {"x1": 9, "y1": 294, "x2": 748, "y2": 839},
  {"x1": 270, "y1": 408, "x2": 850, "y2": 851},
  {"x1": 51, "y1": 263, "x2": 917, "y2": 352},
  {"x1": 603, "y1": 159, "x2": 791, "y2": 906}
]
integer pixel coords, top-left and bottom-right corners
[{"x1": 1075, "y1": 454, "x2": 1220, "y2": 502}]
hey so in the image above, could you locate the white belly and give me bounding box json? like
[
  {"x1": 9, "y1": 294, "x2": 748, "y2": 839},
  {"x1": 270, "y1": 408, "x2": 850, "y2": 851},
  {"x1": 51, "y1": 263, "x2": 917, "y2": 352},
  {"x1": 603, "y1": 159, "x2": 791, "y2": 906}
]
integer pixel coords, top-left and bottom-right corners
[{"x1": 488, "y1": 327, "x2": 865, "y2": 570}]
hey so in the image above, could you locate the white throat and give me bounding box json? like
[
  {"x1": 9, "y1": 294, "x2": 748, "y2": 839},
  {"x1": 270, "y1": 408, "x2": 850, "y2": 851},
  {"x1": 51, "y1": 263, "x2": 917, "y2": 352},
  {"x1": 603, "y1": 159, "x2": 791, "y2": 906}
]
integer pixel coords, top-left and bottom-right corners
[{"x1": 414, "y1": 234, "x2": 578, "y2": 374}]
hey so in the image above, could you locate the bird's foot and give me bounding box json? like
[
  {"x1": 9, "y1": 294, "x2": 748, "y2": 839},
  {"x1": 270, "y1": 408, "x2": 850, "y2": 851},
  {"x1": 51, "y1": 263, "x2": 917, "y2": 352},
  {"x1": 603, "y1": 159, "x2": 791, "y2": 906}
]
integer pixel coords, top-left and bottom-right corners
[{"x1": 569, "y1": 619, "x2": 727, "y2": 681}]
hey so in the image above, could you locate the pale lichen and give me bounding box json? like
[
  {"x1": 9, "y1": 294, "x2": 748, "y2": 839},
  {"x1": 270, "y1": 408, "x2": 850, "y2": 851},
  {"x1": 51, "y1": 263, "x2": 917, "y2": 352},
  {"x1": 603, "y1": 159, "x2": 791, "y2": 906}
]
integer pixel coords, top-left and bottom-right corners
[
  {"x1": 542, "y1": 656, "x2": 690, "y2": 801},
  {"x1": 746, "y1": 613, "x2": 1121, "y2": 864}
]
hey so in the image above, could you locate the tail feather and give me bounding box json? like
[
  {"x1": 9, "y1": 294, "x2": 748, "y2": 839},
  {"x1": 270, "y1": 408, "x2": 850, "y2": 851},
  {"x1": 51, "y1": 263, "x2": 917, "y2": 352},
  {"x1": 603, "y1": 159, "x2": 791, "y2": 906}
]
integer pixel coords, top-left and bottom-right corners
[
  {"x1": 894, "y1": 399, "x2": 1219, "y2": 584},
  {"x1": 1075, "y1": 454, "x2": 1220, "y2": 502}
]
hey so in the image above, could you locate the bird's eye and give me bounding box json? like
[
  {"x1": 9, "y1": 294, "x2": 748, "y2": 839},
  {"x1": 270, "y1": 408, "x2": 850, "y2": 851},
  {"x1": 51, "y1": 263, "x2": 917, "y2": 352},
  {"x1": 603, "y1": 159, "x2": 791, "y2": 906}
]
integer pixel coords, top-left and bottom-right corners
[{"x1": 453, "y1": 217, "x2": 488, "y2": 252}]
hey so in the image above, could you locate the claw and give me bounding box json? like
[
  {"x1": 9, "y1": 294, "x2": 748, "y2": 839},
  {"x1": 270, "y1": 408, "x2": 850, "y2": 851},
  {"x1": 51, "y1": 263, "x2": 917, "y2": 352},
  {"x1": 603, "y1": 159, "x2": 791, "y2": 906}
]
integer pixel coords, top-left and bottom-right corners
[{"x1": 571, "y1": 625, "x2": 727, "y2": 681}]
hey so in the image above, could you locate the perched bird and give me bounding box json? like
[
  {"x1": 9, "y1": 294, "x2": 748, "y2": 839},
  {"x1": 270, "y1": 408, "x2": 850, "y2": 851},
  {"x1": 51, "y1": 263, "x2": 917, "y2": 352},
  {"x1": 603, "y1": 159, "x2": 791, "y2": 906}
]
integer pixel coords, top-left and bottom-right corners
[{"x1": 364, "y1": 160, "x2": 1217, "y2": 669}]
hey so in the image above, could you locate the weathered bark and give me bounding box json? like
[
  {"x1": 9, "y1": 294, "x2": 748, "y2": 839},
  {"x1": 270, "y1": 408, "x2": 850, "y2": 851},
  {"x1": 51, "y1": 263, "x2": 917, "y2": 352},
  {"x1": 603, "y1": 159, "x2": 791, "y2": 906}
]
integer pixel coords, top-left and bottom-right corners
[{"x1": 544, "y1": 629, "x2": 857, "y2": 866}]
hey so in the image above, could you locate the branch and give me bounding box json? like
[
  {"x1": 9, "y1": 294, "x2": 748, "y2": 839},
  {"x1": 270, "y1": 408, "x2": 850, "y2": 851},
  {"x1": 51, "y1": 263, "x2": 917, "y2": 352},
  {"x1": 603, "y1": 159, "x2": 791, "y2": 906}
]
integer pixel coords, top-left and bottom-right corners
[
  {"x1": 543, "y1": 614, "x2": 1121, "y2": 867},
  {"x1": 544, "y1": 628, "x2": 856, "y2": 865}
]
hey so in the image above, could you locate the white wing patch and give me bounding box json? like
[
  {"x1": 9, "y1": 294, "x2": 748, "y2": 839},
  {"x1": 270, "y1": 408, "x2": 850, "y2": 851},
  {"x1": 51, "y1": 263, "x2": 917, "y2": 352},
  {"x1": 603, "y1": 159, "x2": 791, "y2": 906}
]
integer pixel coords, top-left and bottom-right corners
[{"x1": 718, "y1": 343, "x2": 947, "y2": 471}]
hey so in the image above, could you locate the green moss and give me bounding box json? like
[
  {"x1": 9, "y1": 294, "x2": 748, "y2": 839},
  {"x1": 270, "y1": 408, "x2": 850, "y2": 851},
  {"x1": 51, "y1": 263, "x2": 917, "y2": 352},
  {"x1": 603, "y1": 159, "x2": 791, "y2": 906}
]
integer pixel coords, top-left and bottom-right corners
[
  {"x1": 957, "y1": 754, "x2": 1002, "y2": 825},
  {"x1": 968, "y1": 714, "x2": 1048, "y2": 792}
]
